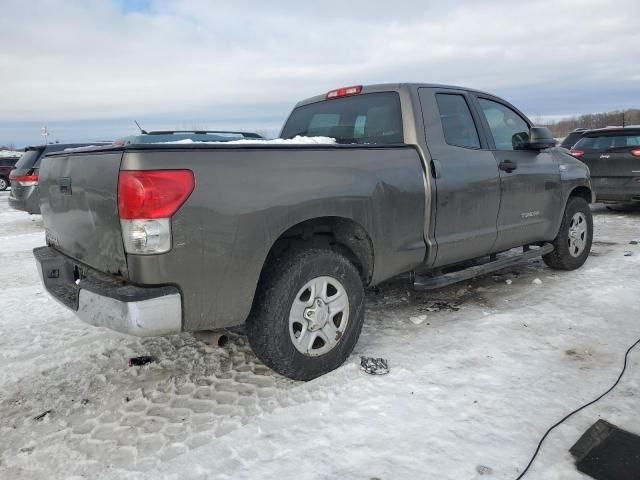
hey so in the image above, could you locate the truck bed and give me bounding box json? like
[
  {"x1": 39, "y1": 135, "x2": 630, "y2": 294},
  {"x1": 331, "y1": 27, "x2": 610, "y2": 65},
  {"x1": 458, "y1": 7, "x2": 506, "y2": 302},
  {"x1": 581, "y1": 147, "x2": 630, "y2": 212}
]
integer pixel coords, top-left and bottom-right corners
[{"x1": 39, "y1": 143, "x2": 427, "y2": 331}]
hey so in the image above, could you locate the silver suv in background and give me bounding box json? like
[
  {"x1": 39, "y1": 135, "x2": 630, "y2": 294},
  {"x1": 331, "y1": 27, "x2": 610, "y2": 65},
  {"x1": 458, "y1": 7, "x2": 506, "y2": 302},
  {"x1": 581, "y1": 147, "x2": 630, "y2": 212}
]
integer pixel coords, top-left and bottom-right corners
[{"x1": 9, "y1": 143, "x2": 109, "y2": 214}]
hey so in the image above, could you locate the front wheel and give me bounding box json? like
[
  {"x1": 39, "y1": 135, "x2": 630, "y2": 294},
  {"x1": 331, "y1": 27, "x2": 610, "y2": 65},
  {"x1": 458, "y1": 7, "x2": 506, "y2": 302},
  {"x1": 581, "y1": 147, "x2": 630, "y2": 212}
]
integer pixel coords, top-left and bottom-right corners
[
  {"x1": 543, "y1": 197, "x2": 593, "y2": 270},
  {"x1": 0, "y1": 176, "x2": 8, "y2": 191},
  {"x1": 246, "y1": 249, "x2": 365, "y2": 381}
]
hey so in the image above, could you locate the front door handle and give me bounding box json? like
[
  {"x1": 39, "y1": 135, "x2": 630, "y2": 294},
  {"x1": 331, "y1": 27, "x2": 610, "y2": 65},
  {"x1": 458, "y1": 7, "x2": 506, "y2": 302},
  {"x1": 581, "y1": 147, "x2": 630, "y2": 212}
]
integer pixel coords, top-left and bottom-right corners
[{"x1": 499, "y1": 159, "x2": 517, "y2": 173}]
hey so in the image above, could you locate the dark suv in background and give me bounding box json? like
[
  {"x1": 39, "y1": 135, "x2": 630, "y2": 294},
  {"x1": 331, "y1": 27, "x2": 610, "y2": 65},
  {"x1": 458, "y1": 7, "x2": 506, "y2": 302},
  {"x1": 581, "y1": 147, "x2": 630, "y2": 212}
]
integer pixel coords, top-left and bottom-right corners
[
  {"x1": 0, "y1": 154, "x2": 21, "y2": 190},
  {"x1": 9, "y1": 143, "x2": 109, "y2": 214},
  {"x1": 560, "y1": 128, "x2": 588, "y2": 150},
  {"x1": 569, "y1": 127, "x2": 640, "y2": 204}
]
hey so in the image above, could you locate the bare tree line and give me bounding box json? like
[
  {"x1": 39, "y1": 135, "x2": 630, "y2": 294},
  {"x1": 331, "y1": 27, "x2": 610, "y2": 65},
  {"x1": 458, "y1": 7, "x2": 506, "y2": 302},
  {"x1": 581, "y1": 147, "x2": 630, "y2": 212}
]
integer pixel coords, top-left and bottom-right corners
[{"x1": 540, "y1": 109, "x2": 640, "y2": 137}]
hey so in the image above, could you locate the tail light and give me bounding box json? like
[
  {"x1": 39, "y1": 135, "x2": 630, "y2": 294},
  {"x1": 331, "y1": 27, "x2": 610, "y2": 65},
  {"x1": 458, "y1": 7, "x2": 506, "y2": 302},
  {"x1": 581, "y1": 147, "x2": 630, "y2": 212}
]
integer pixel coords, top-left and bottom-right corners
[
  {"x1": 10, "y1": 173, "x2": 39, "y2": 187},
  {"x1": 118, "y1": 170, "x2": 194, "y2": 254},
  {"x1": 631, "y1": 149, "x2": 640, "y2": 157},
  {"x1": 326, "y1": 85, "x2": 362, "y2": 99},
  {"x1": 569, "y1": 149, "x2": 584, "y2": 159}
]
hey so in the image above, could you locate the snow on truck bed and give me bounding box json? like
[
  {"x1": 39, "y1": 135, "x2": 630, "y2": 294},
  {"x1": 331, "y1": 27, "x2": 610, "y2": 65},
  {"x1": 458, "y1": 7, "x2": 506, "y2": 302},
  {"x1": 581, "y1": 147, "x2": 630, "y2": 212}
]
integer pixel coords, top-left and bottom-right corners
[
  {"x1": 60, "y1": 136, "x2": 337, "y2": 153},
  {"x1": 1, "y1": 190, "x2": 639, "y2": 480}
]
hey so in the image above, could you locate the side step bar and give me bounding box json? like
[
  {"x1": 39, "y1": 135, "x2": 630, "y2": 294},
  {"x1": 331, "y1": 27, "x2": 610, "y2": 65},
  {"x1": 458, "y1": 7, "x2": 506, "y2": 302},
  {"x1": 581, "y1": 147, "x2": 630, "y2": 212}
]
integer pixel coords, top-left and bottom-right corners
[{"x1": 413, "y1": 243, "x2": 554, "y2": 291}]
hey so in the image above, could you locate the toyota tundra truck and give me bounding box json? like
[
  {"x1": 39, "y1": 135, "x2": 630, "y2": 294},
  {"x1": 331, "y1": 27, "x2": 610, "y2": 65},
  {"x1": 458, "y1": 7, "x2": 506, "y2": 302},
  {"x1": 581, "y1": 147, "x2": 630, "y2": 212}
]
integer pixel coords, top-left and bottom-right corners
[{"x1": 34, "y1": 83, "x2": 594, "y2": 380}]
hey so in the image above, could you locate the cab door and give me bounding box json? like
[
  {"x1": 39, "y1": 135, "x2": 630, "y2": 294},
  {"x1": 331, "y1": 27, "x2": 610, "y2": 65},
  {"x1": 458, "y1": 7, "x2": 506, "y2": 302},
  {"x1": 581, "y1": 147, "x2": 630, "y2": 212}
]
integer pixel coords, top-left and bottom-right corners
[
  {"x1": 472, "y1": 96, "x2": 562, "y2": 251},
  {"x1": 418, "y1": 88, "x2": 501, "y2": 267}
]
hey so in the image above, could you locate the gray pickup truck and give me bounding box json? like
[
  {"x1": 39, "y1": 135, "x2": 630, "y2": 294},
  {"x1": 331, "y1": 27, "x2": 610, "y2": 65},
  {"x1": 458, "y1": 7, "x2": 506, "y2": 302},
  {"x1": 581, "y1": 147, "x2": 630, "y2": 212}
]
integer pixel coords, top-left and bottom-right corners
[{"x1": 34, "y1": 83, "x2": 594, "y2": 380}]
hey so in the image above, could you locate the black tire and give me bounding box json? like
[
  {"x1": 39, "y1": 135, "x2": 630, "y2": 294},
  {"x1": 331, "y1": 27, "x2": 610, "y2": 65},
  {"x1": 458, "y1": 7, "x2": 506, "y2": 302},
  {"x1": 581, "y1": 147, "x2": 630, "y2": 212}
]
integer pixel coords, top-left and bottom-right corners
[
  {"x1": 246, "y1": 248, "x2": 365, "y2": 381},
  {"x1": 543, "y1": 197, "x2": 593, "y2": 270},
  {"x1": 0, "y1": 176, "x2": 8, "y2": 191}
]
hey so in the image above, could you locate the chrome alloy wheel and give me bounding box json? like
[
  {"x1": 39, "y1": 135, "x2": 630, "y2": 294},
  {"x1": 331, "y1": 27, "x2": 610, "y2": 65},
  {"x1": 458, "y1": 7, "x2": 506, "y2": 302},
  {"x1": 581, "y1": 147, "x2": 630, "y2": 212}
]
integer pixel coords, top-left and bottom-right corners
[
  {"x1": 288, "y1": 276, "x2": 349, "y2": 357},
  {"x1": 568, "y1": 212, "x2": 588, "y2": 257}
]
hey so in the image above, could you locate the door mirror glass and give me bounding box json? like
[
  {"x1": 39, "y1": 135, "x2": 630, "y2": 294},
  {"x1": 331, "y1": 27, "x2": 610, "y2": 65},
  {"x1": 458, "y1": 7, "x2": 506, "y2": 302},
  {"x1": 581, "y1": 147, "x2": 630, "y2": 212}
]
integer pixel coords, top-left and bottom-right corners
[
  {"x1": 511, "y1": 132, "x2": 530, "y2": 150},
  {"x1": 528, "y1": 127, "x2": 556, "y2": 150}
]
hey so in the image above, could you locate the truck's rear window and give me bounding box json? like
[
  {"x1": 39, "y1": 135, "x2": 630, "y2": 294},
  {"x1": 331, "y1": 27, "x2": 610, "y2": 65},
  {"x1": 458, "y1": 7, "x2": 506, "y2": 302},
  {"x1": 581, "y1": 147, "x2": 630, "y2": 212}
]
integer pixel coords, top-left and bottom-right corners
[
  {"x1": 281, "y1": 92, "x2": 404, "y2": 145},
  {"x1": 574, "y1": 133, "x2": 640, "y2": 152}
]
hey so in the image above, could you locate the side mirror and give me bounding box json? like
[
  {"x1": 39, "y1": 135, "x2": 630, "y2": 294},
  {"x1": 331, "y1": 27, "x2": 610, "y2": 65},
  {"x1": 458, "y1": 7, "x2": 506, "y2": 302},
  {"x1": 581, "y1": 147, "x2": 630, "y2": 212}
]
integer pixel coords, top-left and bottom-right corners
[{"x1": 528, "y1": 127, "x2": 556, "y2": 150}]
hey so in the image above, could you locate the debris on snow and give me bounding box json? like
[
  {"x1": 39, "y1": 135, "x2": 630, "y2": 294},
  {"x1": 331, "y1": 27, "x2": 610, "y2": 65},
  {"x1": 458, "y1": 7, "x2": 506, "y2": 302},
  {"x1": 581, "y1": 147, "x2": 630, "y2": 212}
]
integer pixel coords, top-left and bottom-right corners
[
  {"x1": 360, "y1": 357, "x2": 389, "y2": 375},
  {"x1": 409, "y1": 314, "x2": 427, "y2": 325},
  {"x1": 476, "y1": 465, "x2": 493, "y2": 475},
  {"x1": 630, "y1": 240, "x2": 638, "y2": 245},
  {"x1": 33, "y1": 410, "x2": 52, "y2": 421},
  {"x1": 420, "y1": 300, "x2": 460, "y2": 312},
  {"x1": 624, "y1": 251, "x2": 633, "y2": 257},
  {"x1": 19, "y1": 444, "x2": 36, "y2": 454},
  {"x1": 532, "y1": 278, "x2": 543, "y2": 285},
  {"x1": 128, "y1": 356, "x2": 156, "y2": 367}
]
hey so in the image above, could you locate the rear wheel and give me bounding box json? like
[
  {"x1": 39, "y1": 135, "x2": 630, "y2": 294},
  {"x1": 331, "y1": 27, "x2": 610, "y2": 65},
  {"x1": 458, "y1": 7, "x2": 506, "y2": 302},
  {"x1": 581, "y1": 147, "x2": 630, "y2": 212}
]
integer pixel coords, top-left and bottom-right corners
[
  {"x1": 543, "y1": 197, "x2": 593, "y2": 270},
  {"x1": 246, "y1": 249, "x2": 365, "y2": 381},
  {"x1": 0, "y1": 176, "x2": 8, "y2": 191}
]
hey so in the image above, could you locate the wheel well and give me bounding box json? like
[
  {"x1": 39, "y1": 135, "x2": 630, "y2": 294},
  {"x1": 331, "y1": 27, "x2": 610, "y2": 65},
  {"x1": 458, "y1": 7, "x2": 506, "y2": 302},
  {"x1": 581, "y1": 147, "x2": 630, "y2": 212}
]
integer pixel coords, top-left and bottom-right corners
[
  {"x1": 569, "y1": 186, "x2": 593, "y2": 204},
  {"x1": 265, "y1": 217, "x2": 374, "y2": 284}
]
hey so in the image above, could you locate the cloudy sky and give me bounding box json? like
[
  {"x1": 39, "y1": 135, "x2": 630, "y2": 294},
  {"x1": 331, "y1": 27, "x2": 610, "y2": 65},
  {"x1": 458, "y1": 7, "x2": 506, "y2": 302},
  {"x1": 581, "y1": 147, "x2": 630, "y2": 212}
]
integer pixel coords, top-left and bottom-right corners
[{"x1": 1, "y1": 0, "x2": 639, "y2": 146}]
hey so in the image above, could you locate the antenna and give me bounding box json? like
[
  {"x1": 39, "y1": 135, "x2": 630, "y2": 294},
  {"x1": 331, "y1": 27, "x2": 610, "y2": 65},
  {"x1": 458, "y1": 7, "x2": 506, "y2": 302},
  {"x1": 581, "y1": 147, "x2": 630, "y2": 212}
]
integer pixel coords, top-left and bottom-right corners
[{"x1": 134, "y1": 120, "x2": 148, "y2": 134}]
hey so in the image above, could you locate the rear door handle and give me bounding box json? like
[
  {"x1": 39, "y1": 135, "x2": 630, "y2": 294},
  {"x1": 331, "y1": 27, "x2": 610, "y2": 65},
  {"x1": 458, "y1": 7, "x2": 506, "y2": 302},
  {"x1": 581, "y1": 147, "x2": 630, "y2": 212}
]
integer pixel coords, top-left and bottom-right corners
[{"x1": 499, "y1": 159, "x2": 517, "y2": 173}]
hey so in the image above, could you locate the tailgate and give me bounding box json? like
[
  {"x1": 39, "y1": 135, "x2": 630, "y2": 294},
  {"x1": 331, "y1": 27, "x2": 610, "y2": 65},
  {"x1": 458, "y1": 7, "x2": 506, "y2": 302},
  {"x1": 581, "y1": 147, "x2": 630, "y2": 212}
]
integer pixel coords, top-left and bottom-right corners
[{"x1": 39, "y1": 150, "x2": 128, "y2": 277}]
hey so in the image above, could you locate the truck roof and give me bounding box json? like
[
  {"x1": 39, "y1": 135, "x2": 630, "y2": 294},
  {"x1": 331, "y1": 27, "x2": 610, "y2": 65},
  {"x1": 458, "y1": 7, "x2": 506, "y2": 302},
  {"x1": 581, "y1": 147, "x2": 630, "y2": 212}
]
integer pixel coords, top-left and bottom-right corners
[{"x1": 293, "y1": 82, "x2": 495, "y2": 108}]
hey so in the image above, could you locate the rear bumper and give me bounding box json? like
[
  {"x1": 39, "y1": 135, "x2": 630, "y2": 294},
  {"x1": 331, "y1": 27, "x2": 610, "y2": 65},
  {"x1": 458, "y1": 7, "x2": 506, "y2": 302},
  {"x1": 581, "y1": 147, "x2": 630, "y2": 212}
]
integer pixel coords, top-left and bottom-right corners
[
  {"x1": 592, "y1": 177, "x2": 640, "y2": 203},
  {"x1": 8, "y1": 185, "x2": 41, "y2": 214},
  {"x1": 33, "y1": 246, "x2": 182, "y2": 336}
]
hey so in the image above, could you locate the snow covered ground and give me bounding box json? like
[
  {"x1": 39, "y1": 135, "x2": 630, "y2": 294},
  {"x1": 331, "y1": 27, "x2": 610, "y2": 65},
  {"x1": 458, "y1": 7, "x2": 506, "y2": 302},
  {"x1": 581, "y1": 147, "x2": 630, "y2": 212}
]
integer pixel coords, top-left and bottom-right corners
[
  {"x1": 0, "y1": 149, "x2": 22, "y2": 158},
  {"x1": 1, "y1": 189, "x2": 639, "y2": 480}
]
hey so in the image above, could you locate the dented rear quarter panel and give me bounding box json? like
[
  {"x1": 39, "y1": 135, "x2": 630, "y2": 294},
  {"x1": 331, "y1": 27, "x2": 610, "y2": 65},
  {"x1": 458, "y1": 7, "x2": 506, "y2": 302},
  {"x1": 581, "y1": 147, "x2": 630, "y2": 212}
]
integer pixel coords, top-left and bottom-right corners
[{"x1": 121, "y1": 145, "x2": 426, "y2": 331}]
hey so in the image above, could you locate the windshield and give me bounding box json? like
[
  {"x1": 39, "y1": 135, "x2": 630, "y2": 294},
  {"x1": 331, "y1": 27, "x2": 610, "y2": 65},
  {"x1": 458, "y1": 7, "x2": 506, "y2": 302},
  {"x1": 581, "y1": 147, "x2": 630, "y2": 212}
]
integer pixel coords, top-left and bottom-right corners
[
  {"x1": 14, "y1": 148, "x2": 43, "y2": 170},
  {"x1": 574, "y1": 133, "x2": 640, "y2": 152},
  {"x1": 281, "y1": 92, "x2": 404, "y2": 145}
]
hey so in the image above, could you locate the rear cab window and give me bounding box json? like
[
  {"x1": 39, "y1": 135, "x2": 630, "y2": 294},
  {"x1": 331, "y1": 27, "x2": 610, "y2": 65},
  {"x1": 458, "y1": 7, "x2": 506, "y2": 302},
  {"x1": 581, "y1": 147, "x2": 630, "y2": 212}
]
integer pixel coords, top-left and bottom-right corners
[
  {"x1": 281, "y1": 92, "x2": 404, "y2": 144},
  {"x1": 435, "y1": 94, "x2": 481, "y2": 149}
]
